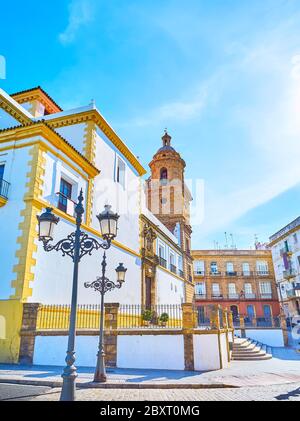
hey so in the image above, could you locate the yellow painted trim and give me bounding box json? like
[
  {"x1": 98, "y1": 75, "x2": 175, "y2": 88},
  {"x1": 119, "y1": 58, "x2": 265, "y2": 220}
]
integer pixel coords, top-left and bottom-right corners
[
  {"x1": 0, "y1": 197, "x2": 7, "y2": 207},
  {"x1": 0, "y1": 139, "x2": 90, "y2": 182},
  {"x1": 46, "y1": 110, "x2": 147, "y2": 176},
  {"x1": 83, "y1": 121, "x2": 97, "y2": 226},
  {"x1": 31, "y1": 197, "x2": 141, "y2": 258},
  {"x1": 10, "y1": 144, "x2": 46, "y2": 301},
  {"x1": 0, "y1": 123, "x2": 99, "y2": 178},
  {"x1": 217, "y1": 330, "x2": 223, "y2": 369},
  {"x1": 11, "y1": 88, "x2": 62, "y2": 114},
  {"x1": 0, "y1": 94, "x2": 32, "y2": 125}
]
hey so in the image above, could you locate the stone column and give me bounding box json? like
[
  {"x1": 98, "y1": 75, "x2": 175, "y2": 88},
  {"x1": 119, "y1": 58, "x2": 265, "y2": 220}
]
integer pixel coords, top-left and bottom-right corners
[
  {"x1": 19, "y1": 303, "x2": 41, "y2": 364},
  {"x1": 182, "y1": 303, "x2": 195, "y2": 371},
  {"x1": 182, "y1": 303, "x2": 196, "y2": 329},
  {"x1": 210, "y1": 305, "x2": 220, "y2": 330},
  {"x1": 104, "y1": 303, "x2": 119, "y2": 367},
  {"x1": 280, "y1": 313, "x2": 289, "y2": 347},
  {"x1": 240, "y1": 315, "x2": 246, "y2": 338}
]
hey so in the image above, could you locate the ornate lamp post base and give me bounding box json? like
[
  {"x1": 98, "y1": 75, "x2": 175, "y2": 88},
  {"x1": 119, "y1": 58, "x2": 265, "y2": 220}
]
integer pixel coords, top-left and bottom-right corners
[{"x1": 94, "y1": 350, "x2": 107, "y2": 383}]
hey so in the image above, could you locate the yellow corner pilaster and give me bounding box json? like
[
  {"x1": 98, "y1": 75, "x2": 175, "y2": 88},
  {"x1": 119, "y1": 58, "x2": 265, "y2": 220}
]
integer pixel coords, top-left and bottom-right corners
[
  {"x1": 10, "y1": 144, "x2": 46, "y2": 302},
  {"x1": 0, "y1": 300, "x2": 23, "y2": 363}
]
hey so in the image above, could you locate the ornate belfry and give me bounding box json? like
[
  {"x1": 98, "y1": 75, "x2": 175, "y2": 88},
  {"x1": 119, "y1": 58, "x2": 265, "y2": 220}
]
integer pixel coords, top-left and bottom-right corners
[
  {"x1": 141, "y1": 222, "x2": 159, "y2": 308},
  {"x1": 146, "y1": 131, "x2": 194, "y2": 303}
]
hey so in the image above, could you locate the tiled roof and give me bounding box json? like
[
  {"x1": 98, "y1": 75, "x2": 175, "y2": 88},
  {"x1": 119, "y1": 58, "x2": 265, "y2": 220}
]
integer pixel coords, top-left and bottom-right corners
[{"x1": 10, "y1": 86, "x2": 63, "y2": 112}]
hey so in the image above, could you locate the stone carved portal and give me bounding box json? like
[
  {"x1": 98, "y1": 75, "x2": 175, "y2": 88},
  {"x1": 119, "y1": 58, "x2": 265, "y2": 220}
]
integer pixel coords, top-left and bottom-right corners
[{"x1": 142, "y1": 224, "x2": 158, "y2": 307}]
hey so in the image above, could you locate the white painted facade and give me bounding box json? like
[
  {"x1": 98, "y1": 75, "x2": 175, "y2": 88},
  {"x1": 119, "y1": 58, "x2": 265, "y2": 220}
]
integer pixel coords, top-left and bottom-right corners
[{"x1": 270, "y1": 217, "x2": 300, "y2": 317}]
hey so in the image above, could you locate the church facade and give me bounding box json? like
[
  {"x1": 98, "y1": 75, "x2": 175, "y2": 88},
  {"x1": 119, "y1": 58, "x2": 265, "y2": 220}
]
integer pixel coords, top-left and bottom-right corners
[{"x1": 0, "y1": 86, "x2": 194, "y2": 363}]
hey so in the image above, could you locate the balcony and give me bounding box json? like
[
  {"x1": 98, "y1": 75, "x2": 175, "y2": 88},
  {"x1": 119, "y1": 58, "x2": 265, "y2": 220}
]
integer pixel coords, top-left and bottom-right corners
[
  {"x1": 226, "y1": 271, "x2": 237, "y2": 277},
  {"x1": 194, "y1": 270, "x2": 205, "y2": 276},
  {"x1": 57, "y1": 192, "x2": 75, "y2": 216},
  {"x1": 159, "y1": 257, "x2": 167, "y2": 269},
  {"x1": 283, "y1": 269, "x2": 297, "y2": 280},
  {"x1": 211, "y1": 294, "x2": 223, "y2": 300},
  {"x1": 256, "y1": 271, "x2": 270, "y2": 277},
  {"x1": 195, "y1": 294, "x2": 207, "y2": 300},
  {"x1": 210, "y1": 271, "x2": 222, "y2": 276},
  {"x1": 259, "y1": 293, "x2": 273, "y2": 300},
  {"x1": 0, "y1": 179, "x2": 10, "y2": 206},
  {"x1": 241, "y1": 271, "x2": 252, "y2": 277},
  {"x1": 228, "y1": 293, "x2": 239, "y2": 299},
  {"x1": 244, "y1": 293, "x2": 256, "y2": 299},
  {"x1": 170, "y1": 264, "x2": 177, "y2": 275},
  {"x1": 179, "y1": 269, "x2": 184, "y2": 278},
  {"x1": 286, "y1": 287, "x2": 300, "y2": 299}
]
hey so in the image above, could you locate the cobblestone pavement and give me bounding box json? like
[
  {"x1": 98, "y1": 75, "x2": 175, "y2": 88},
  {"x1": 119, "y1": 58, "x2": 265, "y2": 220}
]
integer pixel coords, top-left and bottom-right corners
[{"x1": 28, "y1": 382, "x2": 300, "y2": 401}]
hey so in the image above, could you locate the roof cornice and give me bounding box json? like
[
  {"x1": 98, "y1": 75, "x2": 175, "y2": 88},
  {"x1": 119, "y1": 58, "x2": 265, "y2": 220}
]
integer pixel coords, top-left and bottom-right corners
[
  {"x1": 11, "y1": 86, "x2": 63, "y2": 113},
  {"x1": 0, "y1": 121, "x2": 100, "y2": 177},
  {"x1": 0, "y1": 95, "x2": 32, "y2": 125}
]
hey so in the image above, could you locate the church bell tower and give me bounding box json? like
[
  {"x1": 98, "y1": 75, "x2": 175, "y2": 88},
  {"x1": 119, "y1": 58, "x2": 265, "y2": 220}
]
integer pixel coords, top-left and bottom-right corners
[{"x1": 146, "y1": 131, "x2": 194, "y2": 301}]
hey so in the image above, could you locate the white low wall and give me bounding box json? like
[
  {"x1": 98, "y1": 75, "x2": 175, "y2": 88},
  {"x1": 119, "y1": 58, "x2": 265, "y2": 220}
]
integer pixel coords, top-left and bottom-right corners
[
  {"x1": 117, "y1": 335, "x2": 185, "y2": 370},
  {"x1": 235, "y1": 329, "x2": 284, "y2": 347},
  {"x1": 220, "y1": 333, "x2": 230, "y2": 368},
  {"x1": 193, "y1": 334, "x2": 221, "y2": 371},
  {"x1": 34, "y1": 336, "x2": 100, "y2": 367}
]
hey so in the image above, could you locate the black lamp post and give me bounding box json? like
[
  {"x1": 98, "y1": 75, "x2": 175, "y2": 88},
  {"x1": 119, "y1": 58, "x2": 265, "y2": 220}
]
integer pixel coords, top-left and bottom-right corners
[
  {"x1": 85, "y1": 257, "x2": 127, "y2": 382},
  {"x1": 36, "y1": 190, "x2": 119, "y2": 401}
]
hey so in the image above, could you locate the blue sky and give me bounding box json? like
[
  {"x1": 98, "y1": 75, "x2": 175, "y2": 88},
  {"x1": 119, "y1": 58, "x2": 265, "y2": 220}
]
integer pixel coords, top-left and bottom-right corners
[{"x1": 1, "y1": 0, "x2": 300, "y2": 249}]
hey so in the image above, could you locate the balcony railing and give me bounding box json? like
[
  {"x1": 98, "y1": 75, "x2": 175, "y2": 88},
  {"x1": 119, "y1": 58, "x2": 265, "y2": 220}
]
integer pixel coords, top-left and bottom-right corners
[
  {"x1": 0, "y1": 179, "x2": 10, "y2": 200},
  {"x1": 256, "y1": 271, "x2": 269, "y2": 276},
  {"x1": 286, "y1": 288, "x2": 300, "y2": 299},
  {"x1": 259, "y1": 293, "x2": 273, "y2": 299},
  {"x1": 170, "y1": 264, "x2": 177, "y2": 274},
  {"x1": 179, "y1": 269, "x2": 184, "y2": 278},
  {"x1": 228, "y1": 293, "x2": 239, "y2": 299},
  {"x1": 283, "y1": 269, "x2": 297, "y2": 280},
  {"x1": 244, "y1": 293, "x2": 256, "y2": 299},
  {"x1": 226, "y1": 271, "x2": 237, "y2": 277},
  {"x1": 195, "y1": 294, "x2": 207, "y2": 300},
  {"x1": 57, "y1": 192, "x2": 75, "y2": 215},
  {"x1": 159, "y1": 256, "x2": 167, "y2": 268},
  {"x1": 210, "y1": 271, "x2": 222, "y2": 276},
  {"x1": 194, "y1": 270, "x2": 205, "y2": 276}
]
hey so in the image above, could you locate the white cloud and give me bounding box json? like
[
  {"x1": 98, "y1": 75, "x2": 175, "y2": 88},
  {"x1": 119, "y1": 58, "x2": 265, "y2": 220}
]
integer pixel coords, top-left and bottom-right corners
[{"x1": 59, "y1": 0, "x2": 94, "y2": 45}]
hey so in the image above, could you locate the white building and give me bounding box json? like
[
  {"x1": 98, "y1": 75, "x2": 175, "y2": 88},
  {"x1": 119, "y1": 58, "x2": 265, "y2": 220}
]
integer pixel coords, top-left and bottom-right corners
[
  {"x1": 269, "y1": 216, "x2": 300, "y2": 318},
  {"x1": 0, "y1": 86, "x2": 190, "y2": 364}
]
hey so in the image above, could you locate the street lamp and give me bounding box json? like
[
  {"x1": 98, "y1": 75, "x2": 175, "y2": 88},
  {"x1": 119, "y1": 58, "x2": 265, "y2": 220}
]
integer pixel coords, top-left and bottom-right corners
[
  {"x1": 36, "y1": 190, "x2": 119, "y2": 401},
  {"x1": 85, "y1": 257, "x2": 127, "y2": 383}
]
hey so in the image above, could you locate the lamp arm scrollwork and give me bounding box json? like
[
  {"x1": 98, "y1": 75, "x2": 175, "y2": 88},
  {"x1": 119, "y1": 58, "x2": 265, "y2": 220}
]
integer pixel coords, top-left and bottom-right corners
[{"x1": 42, "y1": 232, "x2": 111, "y2": 262}]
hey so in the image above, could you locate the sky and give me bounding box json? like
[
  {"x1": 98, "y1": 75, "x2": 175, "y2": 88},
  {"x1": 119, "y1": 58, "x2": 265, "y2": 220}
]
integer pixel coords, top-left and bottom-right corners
[{"x1": 1, "y1": 0, "x2": 300, "y2": 250}]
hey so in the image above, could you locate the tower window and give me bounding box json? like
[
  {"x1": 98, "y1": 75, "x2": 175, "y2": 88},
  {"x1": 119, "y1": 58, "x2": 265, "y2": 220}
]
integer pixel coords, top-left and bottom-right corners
[
  {"x1": 116, "y1": 157, "x2": 126, "y2": 188},
  {"x1": 160, "y1": 168, "x2": 168, "y2": 180}
]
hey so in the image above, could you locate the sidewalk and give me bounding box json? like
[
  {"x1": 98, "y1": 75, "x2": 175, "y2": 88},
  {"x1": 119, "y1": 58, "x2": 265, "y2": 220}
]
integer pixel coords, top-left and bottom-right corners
[{"x1": 0, "y1": 347, "x2": 300, "y2": 389}]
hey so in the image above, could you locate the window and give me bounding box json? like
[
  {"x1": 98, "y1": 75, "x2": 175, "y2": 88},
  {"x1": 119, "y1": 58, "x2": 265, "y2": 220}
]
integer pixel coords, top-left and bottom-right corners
[
  {"x1": 170, "y1": 252, "x2": 176, "y2": 273},
  {"x1": 58, "y1": 178, "x2": 72, "y2": 213},
  {"x1": 228, "y1": 283, "x2": 237, "y2": 298},
  {"x1": 194, "y1": 260, "x2": 205, "y2": 275},
  {"x1": 0, "y1": 164, "x2": 4, "y2": 180},
  {"x1": 256, "y1": 261, "x2": 269, "y2": 275},
  {"x1": 160, "y1": 168, "x2": 168, "y2": 180},
  {"x1": 158, "y1": 242, "x2": 167, "y2": 268},
  {"x1": 212, "y1": 283, "x2": 221, "y2": 297},
  {"x1": 244, "y1": 283, "x2": 254, "y2": 298},
  {"x1": 242, "y1": 262, "x2": 250, "y2": 276},
  {"x1": 293, "y1": 233, "x2": 298, "y2": 244},
  {"x1": 210, "y1": 262, "x2": 219, "y2": 275},
  {"x1": 116, "y1": 157, "x2": 126, "y2": 188},
  {"x1": 259, "y1": 282, "x2": 272, "y2": 298},
  {"x1": 226, "y1": 262, "x2": 235, "y2": 275},
  {"x1": 195, "y1": 282, "x2": 206, "y2": 297}
]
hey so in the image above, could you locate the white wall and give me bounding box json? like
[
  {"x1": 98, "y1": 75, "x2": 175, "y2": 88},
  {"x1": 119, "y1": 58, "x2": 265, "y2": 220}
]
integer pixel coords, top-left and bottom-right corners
[
  {"x1": 34, "y1": 335, "x2": 99, "y2": 367},
  {"x1": 31, "y1": 218, "x2": 142, "y2": 305},
  {"x1": 117, "y1": 335, "x2": 185, "y2": 370},
  {"x1": 156, "y1": 268, "x2": 185, "y2": 305},
  {"x1": 193, "y1": 334, "x2": 221, "y2": 371},
  {"x1": 244, "y1": 329, "x2": 284, "y2": 347}
]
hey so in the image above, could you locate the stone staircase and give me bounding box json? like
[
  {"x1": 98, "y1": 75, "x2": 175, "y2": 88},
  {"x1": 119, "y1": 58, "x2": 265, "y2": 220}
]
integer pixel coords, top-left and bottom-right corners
[{"x1": 232, "y1": 337, "x2": 273, "y2": 361}]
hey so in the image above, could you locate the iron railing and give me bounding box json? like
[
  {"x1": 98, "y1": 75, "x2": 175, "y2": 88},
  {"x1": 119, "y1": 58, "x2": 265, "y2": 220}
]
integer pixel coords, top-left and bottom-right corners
[
  {"x1": 0, "y1": 179, "x2": 10, "y2": 199},
  {"x1": 170, "y1": 264, "x2": 177, "y2": 274},
  {"x1": 159, "y1": 257, "x2": 167, "y2": 268},
  {"x1": 37, "y1": 304, "x2": 102, "y2": 330},
  {"x1": 118, "y1": 304, "x2": 182, "y2": 329}
]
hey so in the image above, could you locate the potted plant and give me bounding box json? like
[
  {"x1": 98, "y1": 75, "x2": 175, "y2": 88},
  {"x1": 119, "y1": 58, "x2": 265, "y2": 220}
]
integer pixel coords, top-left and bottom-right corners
[
  {"x1": 142, "y1": 309, "x2": 153, "y2": 326},
  {"x1": 159, "y1": 313, "x2": 169, "y2": 327}
]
